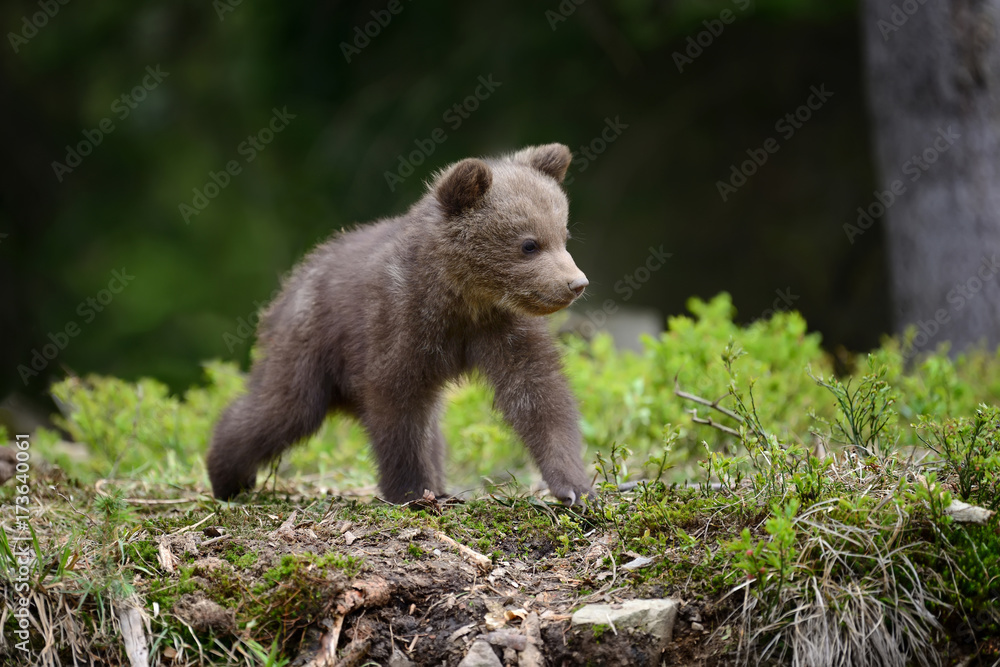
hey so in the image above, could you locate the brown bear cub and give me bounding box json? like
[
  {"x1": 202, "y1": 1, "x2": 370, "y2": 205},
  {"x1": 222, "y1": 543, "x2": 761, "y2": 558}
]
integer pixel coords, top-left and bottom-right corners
[{"x1": 207, "y1": 143, "x2": 593, "y2": 504}]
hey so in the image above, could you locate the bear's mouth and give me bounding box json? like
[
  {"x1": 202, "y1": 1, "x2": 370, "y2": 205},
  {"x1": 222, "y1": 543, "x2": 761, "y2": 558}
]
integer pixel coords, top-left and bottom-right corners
[{"x1": 526, "y1": 291, "x2": 576, "y2": 315}]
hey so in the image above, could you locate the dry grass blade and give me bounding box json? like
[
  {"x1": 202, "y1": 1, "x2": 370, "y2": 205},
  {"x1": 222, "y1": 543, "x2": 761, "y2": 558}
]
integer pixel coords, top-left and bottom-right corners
[{"x1": 736, "y1": 507, "x2": 944, "y2": 667}]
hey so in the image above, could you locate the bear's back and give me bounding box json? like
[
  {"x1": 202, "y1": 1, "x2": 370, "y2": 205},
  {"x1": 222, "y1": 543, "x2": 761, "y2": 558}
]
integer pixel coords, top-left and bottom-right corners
[{"x1": 258, "y1": 217, "x2": 409, "y2": 348}]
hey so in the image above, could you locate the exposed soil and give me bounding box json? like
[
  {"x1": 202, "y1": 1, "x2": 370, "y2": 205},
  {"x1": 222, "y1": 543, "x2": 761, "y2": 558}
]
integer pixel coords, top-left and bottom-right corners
[
  {"x1": 1, "y1": 473, "x2": 737, "y2": 666},
  {"x1": 144, "y1": 497, "x2": 733, "y2": 667},
  {"x1": 5, "y1": 472, "x2": 994, "y2": 665}
]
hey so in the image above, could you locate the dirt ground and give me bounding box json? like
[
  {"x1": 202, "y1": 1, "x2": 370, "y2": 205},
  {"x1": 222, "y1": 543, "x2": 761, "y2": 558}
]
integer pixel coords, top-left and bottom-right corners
[
  {"x1": 142, "y1": 493, "x2": 733, "y2": 667},
  {"x1": 5, "y1": 471, "x2": 995, "y2": 665}
]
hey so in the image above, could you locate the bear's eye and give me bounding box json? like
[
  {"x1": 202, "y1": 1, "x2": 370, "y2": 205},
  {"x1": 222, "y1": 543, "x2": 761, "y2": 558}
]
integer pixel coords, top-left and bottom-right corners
[{"x1": 521, "y1": 239, "x2": 540, "y2": 255}]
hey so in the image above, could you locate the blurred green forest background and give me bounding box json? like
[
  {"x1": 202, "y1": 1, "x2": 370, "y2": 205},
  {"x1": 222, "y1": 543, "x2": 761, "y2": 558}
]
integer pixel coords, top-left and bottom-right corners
[{"x1": 1, "y1": 0, "x2": 876, "y2": 406}]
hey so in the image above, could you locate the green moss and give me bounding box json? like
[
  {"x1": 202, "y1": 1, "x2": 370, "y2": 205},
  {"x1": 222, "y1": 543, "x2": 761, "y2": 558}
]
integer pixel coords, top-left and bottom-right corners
[
  {"x1": 436, "y1": 499, "x2": 575, "y2": 560},
  {"x1": 944, "y1": 519, "x2": 1000, "y2": 631},
  {"x1": 203, "y1": 567, "x2": 244, "y2": 606},
  {"x1": 255, "y1": 551, "x2": 363, "y2": 595},
  {"x1": 125, "y1": 540, "x2": 159, "y2": 569},
  {"x1": 234, "y1": 552, "x2": 258, "y2": 570},
  {"x1": 220, "y1": 543, "x2": 258, "y2": 570},
  {"x1": 238, "y1": 550, "x2": 364, "y2": 649},
  {"x1": 145, "y1": 566, "x2": 199, "y2": 610}
]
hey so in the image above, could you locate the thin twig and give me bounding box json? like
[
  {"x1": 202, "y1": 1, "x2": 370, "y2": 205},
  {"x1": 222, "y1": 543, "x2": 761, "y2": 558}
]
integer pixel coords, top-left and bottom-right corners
[
  {"x1": 688, "y1": 410, "x2": 742, "y2": 437},
  {"x1": 674, "y1": 376, "x2": 744, "y2": 423}
]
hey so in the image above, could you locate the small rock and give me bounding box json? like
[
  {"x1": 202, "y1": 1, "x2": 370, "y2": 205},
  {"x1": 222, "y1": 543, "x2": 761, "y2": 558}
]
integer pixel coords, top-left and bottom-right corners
[
  {"x1": 691, "y1": 621, "x2": 705, "y2": 632},
  {"x1": 387, "y1": 648, "x2": 415, "y2": 667},
  {"x1": 945, "y1": 499, "x2": 995, "y2": 524},
  {"x1": 571, "y1": 598, "x2": 679, "y2": 652},
  {"x1": 458, "y1": 640, "x2": 503, "y2": 667},
  {"x1": 519, "y1": 612, "x2": 545, "y2": 667},
  {"x1": 621, "y1": 555, "x2": 655, "y2": 571},
  {"x1": 503, "y1": 647, "x2": 518, "y2": 665}
]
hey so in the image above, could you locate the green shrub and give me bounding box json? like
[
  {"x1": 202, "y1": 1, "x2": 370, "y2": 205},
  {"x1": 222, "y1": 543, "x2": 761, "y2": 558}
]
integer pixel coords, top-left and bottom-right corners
[{"x1": 35, "y1": 292, "x2": 1000, "y2": 499}]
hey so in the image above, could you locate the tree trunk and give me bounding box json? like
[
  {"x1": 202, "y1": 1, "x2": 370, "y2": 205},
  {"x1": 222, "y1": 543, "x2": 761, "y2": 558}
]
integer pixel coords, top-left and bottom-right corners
[{"x1": 861, "y1": 0, "x2": 1000, "y2": 357}]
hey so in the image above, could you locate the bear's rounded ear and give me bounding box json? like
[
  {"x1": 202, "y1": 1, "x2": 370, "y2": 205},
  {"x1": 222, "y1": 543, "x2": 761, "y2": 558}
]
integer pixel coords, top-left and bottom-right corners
[
  {"x1": 513, "y1": 143, "x2": 572, "y2": 183},
  {"x1": 434, "y1": 158, "x2": 492, "y2": 216}
]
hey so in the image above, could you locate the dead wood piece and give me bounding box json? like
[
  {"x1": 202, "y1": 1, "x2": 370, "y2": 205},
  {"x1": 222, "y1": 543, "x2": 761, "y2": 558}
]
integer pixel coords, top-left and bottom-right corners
[
  {"x1": 305, "y1": 577, "x2": 391, "y2": 666},
  {"x1": 171, "y1": 512, "x2": 216, "y2": 535},
  {"x1": 334, "y1": 638, "x2": 371, "y2": 667},
  {"x1": 433, "y1": 530, "x2": 492, "y2": 572},
  {"x1": 271, "y1": 510, "x2": 299, "y2": 540},
  {"x1": 481, "y1": 630, "x2": 527, "y2": 651},
  {"x1": 337, "y1": 576, "x2": 391, "y2": 616},
  {"x1": 304, "y1": 616, "x2": 345, "y2": 667},
  {"x1": 157, "y1": 541, "x2": 176, "y2": 573},
  {"x1": 200, "y1": 534, "x2": 232, "y2": 548},
  {"x1": 117, "y1": 604, "x2": 150, "y2": 667}
]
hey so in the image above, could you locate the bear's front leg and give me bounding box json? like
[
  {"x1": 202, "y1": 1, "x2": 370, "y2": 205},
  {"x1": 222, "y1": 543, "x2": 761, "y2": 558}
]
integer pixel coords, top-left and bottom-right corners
[
  {"x1": 474, "y1": 324, "x2": 593, "y2": 505},
  {"x1": 362, "y1": 393, "x2": 446, "y2": 504}
]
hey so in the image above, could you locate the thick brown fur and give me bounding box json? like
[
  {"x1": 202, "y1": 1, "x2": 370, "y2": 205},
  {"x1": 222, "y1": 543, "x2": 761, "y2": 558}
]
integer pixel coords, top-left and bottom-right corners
[{"x1": 206, "y1": 144, "x2": 593, "y2": 504}]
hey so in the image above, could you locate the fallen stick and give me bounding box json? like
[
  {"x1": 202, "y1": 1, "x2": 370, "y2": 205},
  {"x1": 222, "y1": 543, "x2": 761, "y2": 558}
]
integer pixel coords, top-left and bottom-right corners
[
  {"x1": 481, "y1": 630, "x2": 527, "y2": 651},
  {"x1": 304, "y1": 578, "x2": 391, "y2": 667},
  {"x1": 433, "y1": 531, "x2": 492, "y2": 572},
  {"x1": 117, "y1": 605, "x2": 150, "y2": 667},
  {"x1": 303, "y1": 616, "x2": 346, "y2": 667}
]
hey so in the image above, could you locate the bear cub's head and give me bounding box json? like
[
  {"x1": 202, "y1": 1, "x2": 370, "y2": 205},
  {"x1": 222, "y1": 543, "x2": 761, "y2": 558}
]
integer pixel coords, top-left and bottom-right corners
[{"x1": 431, "y1": 143, "x2": 588, "y2": 316}]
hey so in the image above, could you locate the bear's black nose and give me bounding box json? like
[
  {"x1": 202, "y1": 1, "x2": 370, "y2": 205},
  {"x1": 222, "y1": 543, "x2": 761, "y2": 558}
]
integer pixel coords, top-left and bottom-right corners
[{"x1": 569, "y1": 276, "x2": 588, "y2": 297}]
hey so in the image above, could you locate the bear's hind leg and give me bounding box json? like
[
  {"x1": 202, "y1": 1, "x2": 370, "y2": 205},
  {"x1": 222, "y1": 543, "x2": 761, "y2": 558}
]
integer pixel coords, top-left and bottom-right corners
[{"x1": 207, "y1": 354, "x2": 331, "y2": 499}]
